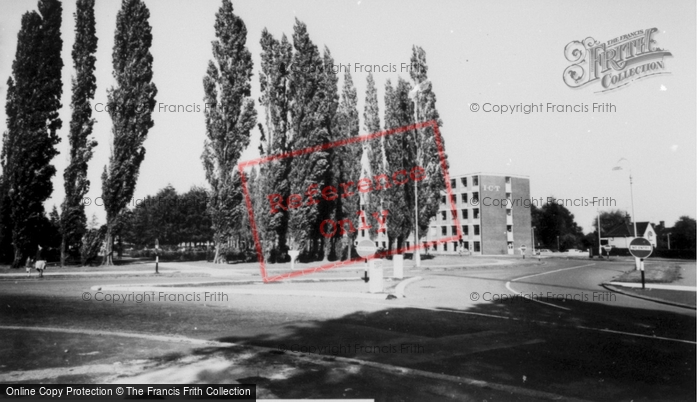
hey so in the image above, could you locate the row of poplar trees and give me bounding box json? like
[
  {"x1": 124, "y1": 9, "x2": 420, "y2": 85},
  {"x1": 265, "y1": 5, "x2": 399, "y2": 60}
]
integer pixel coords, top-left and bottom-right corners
[
  {"x1": 206, "y1": 3, "x2": 448, "y2": 264},
  {"x1": 0, "y1": 0, "x2": 447, "y2": 267},
  {"x1": 0, "y1": 0, "x2": 157, "y2": 267}
]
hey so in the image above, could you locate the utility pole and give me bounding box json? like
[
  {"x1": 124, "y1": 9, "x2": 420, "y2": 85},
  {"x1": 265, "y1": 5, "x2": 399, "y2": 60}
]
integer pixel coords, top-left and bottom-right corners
[{"x1": 597, "y1": 209, "x2": 602, "y2": 257}]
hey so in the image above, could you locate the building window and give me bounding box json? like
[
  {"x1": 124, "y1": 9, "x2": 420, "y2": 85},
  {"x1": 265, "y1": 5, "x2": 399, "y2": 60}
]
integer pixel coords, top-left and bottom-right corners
[
  {"x1": 382, "y1": 241, "x2": 386, "y2": 248},
  {"x1": 462, "y1": 225, "x2": 469, "y2": 235},
  {"x1": 506, "y1": 209, "x2": 512, "y2": 216},
  {"x1": 508, "y1": 242, "x2": 513, "y2": 249},
  {"x1": 450, "y1": 194, "x2": 456, "y2": 203},
  {"x1": 472, "y1": 176, "x2": 478, "y2": 186},
  {"x1": 473, "y1": 208, "x2": 480, "y2": 219},
  {"x1": 450, "y1": 178, "x2": 456, "y2": 188},
  {"x1": 474, "y1": 225, "x2": 480, "y2": 235},
  {"x1": 505, "y1": 176, "x2": 511, "y2": 184},
  {"x1": 433, "y1": 243, "x2": 438, "y2": 251},
  {"x1": 406, "y1": 241, "x2": 410, "y2": 248},
  {"x1": 506, "y1": 192, "x2": 512, "y2": 200},
  {"x1": 461, "y1": 193, "x2": 469, "y2": 203},
  {"x1": 452, "y1": 226, "x2": 457, "y2": 235},
  {"x1": 441, "y1": 226, "x2": 447, "y2": 236},
  {"x1": 461, "y1": 177, "x2": 468, "y2": 187},
  {"x1": 441, "y1": 211, "x2": 447, "y2": 221},
  {"x1": 472, "y1": 192, "x2": 479, "y2": 203},
  {"x1": 461, "y1": 209, "x2": 468, "y2": 219},
  {"x1": 441, "y1": 195, "x2": 446, "y2": 204},
  {"x1": 474, "y1": 241, "x2": 481, "y2": 252},
  {"x1": 453, "y1": 242, "x2": 458, "y2": 251},
  {"x1": 451, "y1": 209, "x2": 457, "y2": 219},
  {"x1": 507, "y1": 225, "x2": 512, "y2": 233}
]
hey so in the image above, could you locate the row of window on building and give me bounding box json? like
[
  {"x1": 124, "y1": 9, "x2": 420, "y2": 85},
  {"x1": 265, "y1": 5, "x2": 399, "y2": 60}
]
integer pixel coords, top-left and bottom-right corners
[
  {"x1": 447, "y1": 175, "x2": 512, "y2": 189},
  {"x1": 372, "y1": 239, "x2": 484, "y2": 253},
  {"x1": 441, "y1": 192, "x2": 513, "y2": 205},
  {"x1": 439, "y1": 208, "x2": 513, "y2": 221}
]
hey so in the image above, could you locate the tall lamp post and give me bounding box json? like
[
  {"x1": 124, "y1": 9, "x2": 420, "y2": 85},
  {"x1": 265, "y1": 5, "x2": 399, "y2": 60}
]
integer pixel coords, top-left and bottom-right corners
[
  {"x1": 613, "y1": 158, "x2": 639, "y2": 269},
  {"x1": 531, "y1": 226, "x2": 536, "y2": 254},
  {"x1": 409, "y1": 80, "x2": 431, "y2": 268},
  {"x1": 597, "y1": 208, "x2": 602, "y2": 257},
  {"x1": 612, "y1": 158, "x2": 637, "y2": 238}
]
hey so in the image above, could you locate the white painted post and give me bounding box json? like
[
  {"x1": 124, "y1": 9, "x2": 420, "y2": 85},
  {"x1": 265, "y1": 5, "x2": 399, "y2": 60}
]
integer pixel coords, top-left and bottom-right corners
[
  {"x1": 288, "y1": 250, "x2": 299, "y2": 271},
  {"x1": 369, "y1": 260, "x2": 383, "y2": 293},
  {"x1": 393, "y1": 254, "x2": 404, "y2": 279}
]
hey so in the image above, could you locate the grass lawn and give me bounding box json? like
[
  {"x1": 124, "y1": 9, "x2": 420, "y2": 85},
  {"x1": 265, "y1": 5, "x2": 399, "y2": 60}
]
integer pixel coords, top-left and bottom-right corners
[{"x1": 613, "y1": 263, "x2": 682, "y2": 283}]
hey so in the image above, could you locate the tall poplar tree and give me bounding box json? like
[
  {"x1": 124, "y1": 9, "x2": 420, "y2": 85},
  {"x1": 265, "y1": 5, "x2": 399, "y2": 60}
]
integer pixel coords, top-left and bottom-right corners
[
  {"x1": 383, "y1": 78, "x2": 416, "y2": 250},
  {"x1": 258, "y1": 30, "x2": 293, "y2": 261},
  {"x1": 101, "y1": 0, "x2": 157, "y2": 265},
  {"x1": 201, "y1": 0, "x2": 257, "y2": 263},
  {"x1": 286, "y1": 19, "x2": 328, "y2": 256},
  {"x1": 317, "y1": 47, "x2": 340, "y2": 261},
  {"x1": 3, "y1": 0, "x2": 64, "y2": 267},
  {"x1": 410, "y1": 46, "x2": 448, "y2": 238},
  {"x1": 363, "y1": 73, "x2": 387, "y2": 243},
  {"x1": 61, "y1": 0, "x2": 98, "y2": 266},
  {"x1": 334, "y1": 71, "x2": 360, "y2": 259}
]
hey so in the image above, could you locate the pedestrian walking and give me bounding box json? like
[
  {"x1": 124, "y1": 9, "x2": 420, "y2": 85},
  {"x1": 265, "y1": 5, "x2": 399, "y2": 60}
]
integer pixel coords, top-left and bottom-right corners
[
  {"x1": 25, "y1": 256, "x2": 33, "y2": 277},
  {"x1": 34, "y1": 245, "x2": 46, "y2": 278}
]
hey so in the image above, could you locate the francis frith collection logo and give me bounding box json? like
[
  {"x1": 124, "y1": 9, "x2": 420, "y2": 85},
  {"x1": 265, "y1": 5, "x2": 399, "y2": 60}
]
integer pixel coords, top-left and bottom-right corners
[{"x1": 563, "y1": 28, "x2": 672, "y2": 93}]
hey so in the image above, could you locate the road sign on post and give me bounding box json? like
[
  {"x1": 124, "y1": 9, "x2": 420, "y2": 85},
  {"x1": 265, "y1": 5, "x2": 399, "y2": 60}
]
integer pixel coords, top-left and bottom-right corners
[
  {"x1": 356, "y1": 240, "x2": 382, "y2": 292},
  {"x1": 519, "y1": 245, "x2": 526, "y2": 259},
  {"x1": 629, "y1": 238, "x2": 653, "y2": 289},
  {"x1": 602, "y1": 245, "x2": 612, "y2": 260},
  {"x1": 356, "y1": 240, "x2": 377, "y2": 258},
  {"x1": 629, "y1": 238, "x2": 653, "y2": 259}
]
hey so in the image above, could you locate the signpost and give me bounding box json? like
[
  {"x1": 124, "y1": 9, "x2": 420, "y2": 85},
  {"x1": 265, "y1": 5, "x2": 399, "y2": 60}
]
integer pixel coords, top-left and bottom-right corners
[
  {"x1": 356, "y1": 240, "x2": 377, "y2": 258},
  {"x1": 356, "y1": 240, "x2": 382, "y2": 293},
  {"x1": 519, "y1": 245, "x2": 527, "y2": 259},
  {"x1": 154, "y1": 238, "x2": 160, "y2": 274},
  {"x1": 602, "y1": 245, "x2": 612, "y2": 260},
  {"x1": 629, "y1": 238, "x2": 653, "y2": 289}
]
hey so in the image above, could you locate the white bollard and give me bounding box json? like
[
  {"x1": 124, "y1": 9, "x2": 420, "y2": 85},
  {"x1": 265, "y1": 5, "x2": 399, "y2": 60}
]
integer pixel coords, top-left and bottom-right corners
[
  {"x1": 288, "y1": 250, "x2": 299, "y2": 271},
  {"x1": 393, "y1": 254, "x2": 404, "y2": 279},
  {"x1": 368, "y1": 260, "x2": 384, "y2": 293}
]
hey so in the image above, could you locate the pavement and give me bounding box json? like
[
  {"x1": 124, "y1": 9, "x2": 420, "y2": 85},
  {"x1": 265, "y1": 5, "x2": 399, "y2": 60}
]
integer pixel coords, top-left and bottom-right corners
[{"x1": 0, "y1": 256, "x2": 695, "y2": 401}]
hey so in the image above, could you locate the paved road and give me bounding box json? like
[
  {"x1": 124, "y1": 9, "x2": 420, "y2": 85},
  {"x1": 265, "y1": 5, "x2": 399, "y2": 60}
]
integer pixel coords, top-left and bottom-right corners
[{"x1": 0, "y1": 258, "x2": 695, "y2": 401}]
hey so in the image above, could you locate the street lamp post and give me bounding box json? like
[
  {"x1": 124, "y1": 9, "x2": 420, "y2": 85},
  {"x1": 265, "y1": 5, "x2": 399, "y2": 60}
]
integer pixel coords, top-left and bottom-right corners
[
  {"x1": 409, "y1": 80, "x2": 431, "y2": 268},
  {"x1": 597, "y1": 208, "x2": 602, "y2": 257},
  {"x1": 531, "y1": 226, "x2": 536, "y2": 254},
  {"x1": 667, "y1": 233, "x2": 671, "y2": 250},
  {"x1": 613, "y1": 158, "x2": 640, "y2": 270},
  {"x1": 613, "y1": 158, "x2": 637, "y2": 238}
]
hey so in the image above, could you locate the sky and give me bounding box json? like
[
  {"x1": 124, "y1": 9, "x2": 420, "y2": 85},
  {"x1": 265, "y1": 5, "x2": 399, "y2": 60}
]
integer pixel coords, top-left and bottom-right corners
[{"x1": 0, "y1": 0, "x2": 696, "y2": 232}]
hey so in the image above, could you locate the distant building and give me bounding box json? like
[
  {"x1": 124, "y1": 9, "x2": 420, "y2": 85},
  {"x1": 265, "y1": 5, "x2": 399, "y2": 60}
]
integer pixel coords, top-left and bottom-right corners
[
  {"x1": 414, "y1": 173, "x2": 533, "y2": 256},
  {"x1": 602, "y1": 222, "x2": 657, "y2": 249}
]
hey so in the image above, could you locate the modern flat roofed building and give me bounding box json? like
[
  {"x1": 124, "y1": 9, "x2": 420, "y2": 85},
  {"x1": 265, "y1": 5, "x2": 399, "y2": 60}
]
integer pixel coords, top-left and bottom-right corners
[{"x1": 418, "y1": 173, "x2": 533, "y2": 255}]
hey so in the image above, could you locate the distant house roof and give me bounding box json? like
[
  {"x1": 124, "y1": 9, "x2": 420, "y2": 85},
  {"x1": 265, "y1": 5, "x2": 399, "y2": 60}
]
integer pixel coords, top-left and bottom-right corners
[{"x1": 604, "y1": 222, "x2": 651, "y2": 238}]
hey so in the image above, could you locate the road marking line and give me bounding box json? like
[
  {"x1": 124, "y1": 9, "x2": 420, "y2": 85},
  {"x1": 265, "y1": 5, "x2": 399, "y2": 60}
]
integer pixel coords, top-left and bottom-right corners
[
  {"x1": 503, "y1": 263, "x2": 596, "y2": 311},
  {"x1": 360, "y1": 303, "x2": 696, "y2": 345},
  {"x1": 575, "y1": 326, "x2": 697, "y2": 345},
  {"x1": 511, "y1": 263, "x2": 596, "y2": 282},
  {"x1": 505, "y1": 281, "x2": 571, "y2": 311}
]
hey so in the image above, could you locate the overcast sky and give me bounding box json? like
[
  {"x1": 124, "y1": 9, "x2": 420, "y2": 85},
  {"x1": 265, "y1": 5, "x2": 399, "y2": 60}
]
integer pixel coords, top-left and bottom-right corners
[{"x1": 0, "y1": 0, "x2": 696, "y2": 231}]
